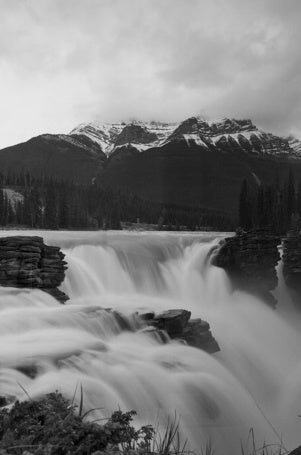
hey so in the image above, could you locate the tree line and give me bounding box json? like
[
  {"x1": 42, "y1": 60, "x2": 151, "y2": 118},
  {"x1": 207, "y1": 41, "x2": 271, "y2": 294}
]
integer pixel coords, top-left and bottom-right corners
[
  {"x1": 0, "y1": 173, "x2": 234, "y2": 231},
  {"x1": 238, "y1": 169, "x2": 301, "y2": 234}
]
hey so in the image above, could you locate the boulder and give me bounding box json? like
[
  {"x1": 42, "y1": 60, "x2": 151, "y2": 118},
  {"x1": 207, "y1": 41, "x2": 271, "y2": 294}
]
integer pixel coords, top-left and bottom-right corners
[
  {"x1": 153, "y1": 309, "x2": 191, "y2": 337},
  {"x1": 213, "y1": 228, "x2": 280, "y2": 306},
  {"x1": 0, "y1": 236, "x2": 68, "y2": 303},
  {"x1": 182, "y1": 318, "x2": 220, "y2": 353},
  {"x1": 139, "y1": 309, "x2": 220, "y2": 353}
]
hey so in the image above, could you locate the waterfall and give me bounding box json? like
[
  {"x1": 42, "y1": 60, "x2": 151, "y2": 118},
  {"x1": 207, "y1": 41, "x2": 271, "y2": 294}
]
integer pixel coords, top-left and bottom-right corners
[{"x1": 0, "y1": 230, "x2": 301, "y2": 454}]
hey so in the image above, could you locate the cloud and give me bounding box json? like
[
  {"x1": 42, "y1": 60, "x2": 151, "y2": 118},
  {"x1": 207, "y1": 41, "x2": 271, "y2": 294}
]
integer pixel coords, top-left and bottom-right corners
[{"x1": 0, "y1": 0, "x2": 300, "y2": 147}]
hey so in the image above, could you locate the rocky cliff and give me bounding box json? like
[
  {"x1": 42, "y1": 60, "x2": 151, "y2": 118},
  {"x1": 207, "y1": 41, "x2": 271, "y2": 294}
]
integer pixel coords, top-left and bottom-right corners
[
  {"x1": 282, "y1": 231, "x2": 301, "y2": 305},
  {"x1": 0, "y1": 236, "x2": 68, "y2": 303},
  {"x1": 213, "y1": 229, "x2": 280, "y2": 306}
]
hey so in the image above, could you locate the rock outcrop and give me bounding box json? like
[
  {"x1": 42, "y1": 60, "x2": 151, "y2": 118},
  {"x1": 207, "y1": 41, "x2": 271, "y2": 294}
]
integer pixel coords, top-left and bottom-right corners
[
  {"x1": 213, "y1": 229, "x2": 280, "y2": 306},
  {"x1": 289, "y1": 447, "x2": 301, "y2": 455},
  {"x1": 0, "y1": 236, "x2": 68, "y2": 303},
  {"x1": 282, "y1": 231, "x2": 301, "y2": 305},
  {"x1": 114, "y1": 124, "x2": 158, "y2": 146},
  {"x1": 139, "y1": 309, "x2": 220, "y2": 353}
]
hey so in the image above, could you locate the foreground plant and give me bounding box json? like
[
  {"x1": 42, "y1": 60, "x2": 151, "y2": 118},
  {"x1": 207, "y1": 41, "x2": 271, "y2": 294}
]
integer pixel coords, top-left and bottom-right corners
[
  {"x1": 0, "y1": 392, "x2": 188, "y2": 455},
  {"x1": 240, "y1": 428, "x2": 288, "y2": 455},
  {"x1": 0, "y1": 392, "x2": 293, "y2": 455},
  {"x1": 0, "y1": 392, "x2": 153, "y2": 455}
]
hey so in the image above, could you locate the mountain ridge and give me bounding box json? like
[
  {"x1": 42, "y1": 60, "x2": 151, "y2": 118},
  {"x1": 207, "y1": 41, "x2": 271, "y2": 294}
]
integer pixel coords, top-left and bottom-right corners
[
  {"x1": 1, "y1": 115, "x2": 301, "y2": 218},
  {"x1": 71, "y1": 116, "x2": 301, "y2": 160}
]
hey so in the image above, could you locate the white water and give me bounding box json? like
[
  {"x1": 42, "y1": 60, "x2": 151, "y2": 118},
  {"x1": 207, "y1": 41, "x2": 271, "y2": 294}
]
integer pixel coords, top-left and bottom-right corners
[{"x1": 0, "y1": 230, "x2": 301, "y2": 454}]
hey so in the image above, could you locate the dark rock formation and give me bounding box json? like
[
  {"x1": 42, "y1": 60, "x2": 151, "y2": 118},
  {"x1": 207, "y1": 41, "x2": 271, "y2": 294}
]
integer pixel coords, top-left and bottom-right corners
[
  {"x1": 213, "y1": 228, "x2": 280, "y2": 306},
  {"x1": 115, "y1": 123, "x2": 158, "y2": 146},
  {"x1": 153, "y1": 309, "x2": 191, "y2": 336},
  {"x1": 0, "y1": 236, "x2": 68, "y2": 303},
  {"x1": 139, "y1": 309, "x2": 220, "y2": 353},
  {"x1": 0, "y1": 396, "x2": 8, "y2": 407},
  {"x1": 282, "y1": 231, "x2": 301, "y2": 304},
  {"x1": 289, "y1": 447, "x2": 301, "y2": 455}
]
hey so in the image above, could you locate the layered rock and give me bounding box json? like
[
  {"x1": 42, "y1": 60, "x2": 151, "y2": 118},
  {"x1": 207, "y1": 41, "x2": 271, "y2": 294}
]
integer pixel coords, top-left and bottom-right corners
[
  {"x1": 213, "y1": 229, "x2": 280, "y2": 306},
  {"x1": 114, "y1": 124, "x2": 158, "y2": 146},
  {"x1": 282, "y1": 231, "x2": 301, "y2": 304},
  {"x1": 139, "y1": 309, "x2": 220, "y2": 353},
  {"x1": 71, "y1": 120, "x2": 176, "y2": 153},
  {"x1": 286, "y1": 135, "x2": 301, "y2": 156},
  {"x1": 0, "y1": 236, "x2": 68, "y2": 303}
]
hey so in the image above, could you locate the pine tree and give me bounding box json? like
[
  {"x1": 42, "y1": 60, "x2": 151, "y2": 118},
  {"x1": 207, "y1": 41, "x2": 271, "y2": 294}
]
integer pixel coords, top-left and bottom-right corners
[
  {"x1": 58, "y1": 185, "x2": 69, "y2": 228},
  {"x1": 297, "y1": 180, "x2": 301, "y2": 216},
  {"x1": 44, "y1": 182, "x2": 58, "y2": 229},
  {"x1": 256, "y1": 185, "x2": 265, "y2": 227},
  {"x1": 0, "y1": 184, "x2": 4, "y2": 226},
  {"x1": 239, "y1": 179, "x2": 253, "y2": 229},
  {"x1": 285, "y1": 169, "x2": 296, "y2": 229}
]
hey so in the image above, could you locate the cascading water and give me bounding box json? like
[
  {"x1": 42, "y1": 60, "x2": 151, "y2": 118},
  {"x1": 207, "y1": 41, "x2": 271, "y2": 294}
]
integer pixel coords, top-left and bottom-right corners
[{"x1": 1, "y1": 230, "x2": 301, "y2": 454}]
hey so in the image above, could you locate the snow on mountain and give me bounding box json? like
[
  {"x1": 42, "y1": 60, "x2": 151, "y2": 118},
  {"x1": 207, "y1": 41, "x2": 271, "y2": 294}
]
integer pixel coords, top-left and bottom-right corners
[
  {"x1": 167, "y1": 116, "x2": 293, "y2": 157},
  {"x1": 70, "y1": 120, "x2": 178, "y2": 154},
  {"x1": 286, "y1": 135, "x2": 301, "y2": 157},
  {"x1": 70, "y1": 122, "x2": 124, "y2": 152},
  {"x1": 71, "y1": 116, "x2": 298, "y2": 159},
  {"x1": 41, "y1": 133, "x2": 104, "y2": 156}
]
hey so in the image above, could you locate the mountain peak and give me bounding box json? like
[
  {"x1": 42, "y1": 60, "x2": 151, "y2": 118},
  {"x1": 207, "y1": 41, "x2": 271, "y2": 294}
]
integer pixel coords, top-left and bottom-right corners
[
  {"x1": 70, "y1": 115, "x2": 299, "y2": 160},
  {"x1": 71, "y1": 120, "x2": 177, "y2": 154}
]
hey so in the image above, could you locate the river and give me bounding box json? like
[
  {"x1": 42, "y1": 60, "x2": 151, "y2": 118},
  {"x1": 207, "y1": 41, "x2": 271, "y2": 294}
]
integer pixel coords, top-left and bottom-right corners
[{"x1": 0, "y1": 230, "x2": 300, "y2": 454}]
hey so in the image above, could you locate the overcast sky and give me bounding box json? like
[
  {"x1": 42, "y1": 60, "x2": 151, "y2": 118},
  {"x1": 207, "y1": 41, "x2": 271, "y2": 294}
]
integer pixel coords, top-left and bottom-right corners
[{"x1": 0, "y1": 0, "x2": 300, "y2": 148}]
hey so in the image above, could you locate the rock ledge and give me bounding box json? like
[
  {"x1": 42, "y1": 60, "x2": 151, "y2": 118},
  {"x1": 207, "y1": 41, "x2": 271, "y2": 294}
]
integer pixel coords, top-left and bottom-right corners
[
  {"x1": 282, "y1": 231, "x2": 301, "y2": 305},
  {"x1": 213, "y1": 228, "x2": 280, "y2": 306},
  {"x1": 0, "y1": 236, "x2": 68, "y2": 303}
]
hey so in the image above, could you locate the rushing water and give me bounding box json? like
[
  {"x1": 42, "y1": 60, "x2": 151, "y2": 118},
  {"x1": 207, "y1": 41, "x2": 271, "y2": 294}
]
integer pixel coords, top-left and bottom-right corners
[{"x1": 0, "y1": 230, "x2": 301, "y2": 454}]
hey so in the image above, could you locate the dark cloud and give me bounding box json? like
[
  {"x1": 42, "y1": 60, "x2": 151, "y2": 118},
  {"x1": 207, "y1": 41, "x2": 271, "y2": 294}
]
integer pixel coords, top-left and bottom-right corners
[{"x1": 0, "y1": 0, "x2": 300, "y2": 147}]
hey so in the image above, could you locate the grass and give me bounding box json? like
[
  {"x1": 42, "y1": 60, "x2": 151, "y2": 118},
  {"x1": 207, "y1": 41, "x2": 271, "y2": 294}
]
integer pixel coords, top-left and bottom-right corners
[
  {"x1": 240, "y1": 428, "x2": 288, "y2": 455},
  {"x1": 152, "y1": 413, "x2": 189, "y2": 455},
  {"x1": 0, "y1": 390, "x2": 192, "y2": 455},
  {"x1": 0, "y1": 389, "x2": 296, "y2": 455}
]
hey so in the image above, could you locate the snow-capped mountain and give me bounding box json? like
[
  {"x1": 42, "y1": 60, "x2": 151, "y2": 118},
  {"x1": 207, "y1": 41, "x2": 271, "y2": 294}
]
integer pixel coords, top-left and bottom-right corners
[
  {"x1": 286, "y1": 135, "x2": 301, "y2": 156},
  {"x1": 1, "y1": 114, "x2": 301, "y2": 216},
  {"x1": 71, "y1": 116, "x2": 300, "y2": 159},
  {"x1": 70, "y1": 120, "x2": 177, "y2": 154}
]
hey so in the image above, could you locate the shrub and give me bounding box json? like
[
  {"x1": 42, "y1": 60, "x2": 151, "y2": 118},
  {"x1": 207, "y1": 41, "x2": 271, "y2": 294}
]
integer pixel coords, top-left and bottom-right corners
[{"x1": 0, "y1": 392, "x2": 153, "y2": 455}]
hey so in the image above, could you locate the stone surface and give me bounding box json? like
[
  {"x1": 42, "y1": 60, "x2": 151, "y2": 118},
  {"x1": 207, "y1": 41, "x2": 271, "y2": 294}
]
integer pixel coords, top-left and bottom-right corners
[
  {"x1": 139, "y1": 309, "x2": 220, "y2": 353},
  {"x1": 213, "y1": 228, "x2": 280, "y2": 306},
  {"x1": 182, "y1": 318, "x2": 220, "y2": 353},
  {"x1": 289, "y1": 448, "x2": 301, "y2": 455},
  {"x1": 0, "y1": 236, "x2": 68, "y2": 303},
  {"x1": 282, "y1": 231, "x2": 301, "y2": 305},
  {"x1": 153, "y1": 309, "x2": 191, "y2": 337},
  {"x1": 114, "y1": 124, "x2": 158, "y2": 146}
]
